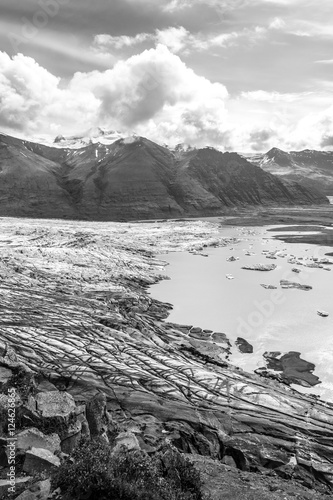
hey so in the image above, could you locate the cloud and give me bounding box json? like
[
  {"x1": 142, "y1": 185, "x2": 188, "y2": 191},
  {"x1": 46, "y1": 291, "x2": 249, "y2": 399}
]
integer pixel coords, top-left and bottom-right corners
[
  {"x1": 155, "y1": 26, "x2": 189, "y2": 53},
  {"x1": 0, "y1": 52, "x2": 59, "y2": 130},
  {"x1": 249, "y1": 129, "x2": 276, "y2": 151},
  {"x1": 315, "y1": 59, "x2": 333, "y2": 64},
  {"x1": 94, "y1": 33, "x2": 151, "y2": 50},
  {"x1": 94, "y1": 27, "x2": 189, "y2": 54},
  {"x1": 269, "y1": 17, "x2": 286, "y2": 30},
  {"x1": 0, "y1": 47, "x2": 230, "y2": 146},
  {"x1": 93, "y1": 24, "x2": 269, "y2": 58},
  {"x1": 241, "y1": 90, "x2": 313, "y2": 102},
  {"x1": 1, "y1": 46, "x2": 333, "y2": 152},
  {"x1": 321, "y1": 135, "x2": 333, "y2": 147}
]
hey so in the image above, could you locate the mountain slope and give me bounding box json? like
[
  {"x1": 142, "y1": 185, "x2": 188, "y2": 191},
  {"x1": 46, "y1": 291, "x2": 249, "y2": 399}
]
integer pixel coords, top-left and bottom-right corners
[
  {"x1": 175, "y1": 148, "x2": 325, "y2": 207},
  {"x1": 246, "y1": 147, "x2": 333, "y2": 195},
  {"x1": 0, "y1": 134, "x2": 76, "y2": 218},
  {"x1": 0, "y1": 133, "x2": 328, "y2": 220}
]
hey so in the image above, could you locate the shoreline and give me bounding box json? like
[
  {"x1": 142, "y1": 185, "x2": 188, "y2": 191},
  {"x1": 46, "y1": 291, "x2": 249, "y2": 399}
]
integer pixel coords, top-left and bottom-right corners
[{"x1": 1, "y1": 217, "x2": 333, "y2": 497}]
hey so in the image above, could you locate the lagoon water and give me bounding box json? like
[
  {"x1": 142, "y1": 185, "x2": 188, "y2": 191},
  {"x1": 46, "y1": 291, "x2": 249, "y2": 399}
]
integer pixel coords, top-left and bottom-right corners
[{"x1": 150, "y1": 225, "x2": 333, "y2": 401}]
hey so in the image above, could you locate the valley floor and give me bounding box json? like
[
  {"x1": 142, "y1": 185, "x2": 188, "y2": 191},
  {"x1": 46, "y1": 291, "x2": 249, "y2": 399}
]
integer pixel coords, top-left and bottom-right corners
[{"x1": 0, "y1": 216, "x2": 333, "y2": 498}]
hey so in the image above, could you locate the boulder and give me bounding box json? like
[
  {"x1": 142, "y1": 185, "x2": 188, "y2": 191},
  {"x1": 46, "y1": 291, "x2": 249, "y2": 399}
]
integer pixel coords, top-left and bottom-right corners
[
  {"x1": 14, "y1": 479, "x2": 51, "y2": 500},
  {"x1": 221, "y1": 455, "x2": 238, "y2": 468},
  {"x1": 257, "y1": 351, "x2": 320, "y2": 387},
  {"x1": 235, "y1": 338, "x2": 253, "y2": 354},
  {"x1": 0, "y1": 366, "x2": 12, "y2": 388},
  {"x1": 112, "y1": 432, "x2": 141, "y2": 454},
  {"x1": 211, "y1": 332, "x2": 230, "y2": 344},
  {"x1": 35, "y1": 391, "x2": 75, "y2": 419},
  {"x1": 0, "y1": 477, "x2": 32, "y2": 498},
  {"x1": 61, "y1": 420, "x2": 82, "y2": 454},
  {"x1": 15, "y1": 428, "x2": 60, "y2": 454},
  {"x1": 23, "y1": 447, "x2": 60, "y2": 474},
  {"x1": 189, "y1": 327, "x2": 202, "y2": 334},
  {"x1": 86, "y1": 393, "x2": 107, "y2": 438}
]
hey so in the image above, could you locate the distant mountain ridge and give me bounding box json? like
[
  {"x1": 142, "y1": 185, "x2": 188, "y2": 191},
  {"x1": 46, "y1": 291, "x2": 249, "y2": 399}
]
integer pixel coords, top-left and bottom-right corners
[
  {"x1": 245, "y1": 147, "x2": 333, "y2": 195},
  {"x1": 0, "y1": 132, "x2": 328, "y2": 220},
  {"x1": 46, "y1": 127, "x2": 125, "y2": 149}
]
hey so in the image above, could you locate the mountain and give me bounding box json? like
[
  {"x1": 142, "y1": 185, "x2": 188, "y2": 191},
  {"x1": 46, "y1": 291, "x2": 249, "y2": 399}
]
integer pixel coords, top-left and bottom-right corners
[
  {"x1": 47, "y1": 127, "x2": 125, "y2": 149},
  {"x1": 0, "y1": 133, "x2": 76, "y2": 218},
  {"x1": 0, "y1": 133, "x2": 328, "y2": 220},
  {"x1": 245, "y1": 147, "x2": 333, "y2": 195}
]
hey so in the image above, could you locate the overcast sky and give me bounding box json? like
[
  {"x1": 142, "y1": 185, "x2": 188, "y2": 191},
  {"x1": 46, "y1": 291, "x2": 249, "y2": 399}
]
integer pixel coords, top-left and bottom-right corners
[{"x1": 0, "y1": 0, "x2": 332, "y2": 151}]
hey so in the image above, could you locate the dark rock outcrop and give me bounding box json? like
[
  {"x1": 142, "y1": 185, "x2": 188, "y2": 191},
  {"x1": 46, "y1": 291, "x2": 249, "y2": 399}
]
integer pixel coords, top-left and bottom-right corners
[
  {"x1": 235, "y1": 337, "x2": 253, "y2": 353},
  {"x1": 256, "y1": 351, "x2": 321, "y2": 387}
]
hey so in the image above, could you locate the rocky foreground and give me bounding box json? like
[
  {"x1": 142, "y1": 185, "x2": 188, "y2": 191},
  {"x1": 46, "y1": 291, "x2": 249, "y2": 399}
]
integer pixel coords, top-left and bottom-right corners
[{"x1": 0, "y1": 218, "x2": 333, "y2": 499}]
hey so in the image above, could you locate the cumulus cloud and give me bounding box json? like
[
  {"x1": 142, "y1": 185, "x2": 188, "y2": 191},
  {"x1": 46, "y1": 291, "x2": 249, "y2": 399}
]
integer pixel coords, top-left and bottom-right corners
[
  {"x1": 0, "y1": 52, "x2": 59, "y2": 130},
  {"x1": 249, "y1": 129, "x2": 276, "y2": 151},
  {"x1": 70, "y1": 44, "x2": 229, "y2": 147},
  {"x1": 1, "y1": 47, "x2": 333, "y2": 152},
  {"x1": 0, "y1": 52, "x2": 100, "y2": 134},
  {"x1": 155, "y1": 26, "x2": 189, "y2": 53},
  {"x1": 0, "y1": 47, "x2": 230, "y2": 146}
]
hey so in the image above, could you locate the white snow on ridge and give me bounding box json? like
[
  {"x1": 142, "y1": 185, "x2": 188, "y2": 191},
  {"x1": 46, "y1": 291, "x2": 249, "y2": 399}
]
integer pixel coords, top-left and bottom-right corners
[{"x1": 38, "y1": 128, "x2": 125, "y2": 149}]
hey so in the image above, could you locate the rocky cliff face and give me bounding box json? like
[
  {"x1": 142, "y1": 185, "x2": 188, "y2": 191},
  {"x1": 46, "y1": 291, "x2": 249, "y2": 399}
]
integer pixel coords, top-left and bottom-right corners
[
  {"x1": 0, "y1": 134, "x2": 328, "y2": 221},
  {"x1": 246, "y1": 147, "x2": 333, "y2": 196}
]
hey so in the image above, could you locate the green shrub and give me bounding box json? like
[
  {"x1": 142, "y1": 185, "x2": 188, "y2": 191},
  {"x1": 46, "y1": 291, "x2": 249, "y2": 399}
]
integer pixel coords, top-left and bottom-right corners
[{"x1": 52, "y1": 439, "x2": 204, "y2": 500}]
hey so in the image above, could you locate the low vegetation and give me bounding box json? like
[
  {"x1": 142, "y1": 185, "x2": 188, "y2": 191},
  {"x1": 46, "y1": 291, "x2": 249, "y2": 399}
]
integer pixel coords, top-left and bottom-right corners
[{"x1": 52, "y1": 439, "x2": 205, "y2": 500}]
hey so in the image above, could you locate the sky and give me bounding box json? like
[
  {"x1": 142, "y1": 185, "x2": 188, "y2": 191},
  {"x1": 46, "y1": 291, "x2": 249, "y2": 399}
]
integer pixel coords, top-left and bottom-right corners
[{"x1": 0, "y1": 0, "x2": 332, "y2": 151}]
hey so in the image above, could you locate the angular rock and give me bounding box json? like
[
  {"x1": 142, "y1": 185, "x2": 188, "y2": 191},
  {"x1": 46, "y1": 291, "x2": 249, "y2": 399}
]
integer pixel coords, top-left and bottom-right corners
[
  {"x1": 35, "y1": 391, "x2": 75, "y2": 419},
  {"x1": 221, "y1": 455, "x2": 237, "y2": 468},
  {"x1": 0, "y1": 477, "x2": 32, "y2": 498},
  {"x1": 235, "y1": 338, "x2": 253, "y2": 354},
  {"x1": 15, "y1": 428, "x2": 60, "y2": 454},
  {"x1": 14, "y1": 479, "x2": 51, "y2": 500},
  {"x1": 61, "y1": 420, "x2": 82, "y2": 454},
  {"x1": 211, "y1": 332, "x2": 230, "y2": 344},
  {"x1": 112, "y1": 431, "x2": 141, "y2": 454},
  {"x1": 258, "y1": 351, "x2": 320, "y2": 387},
  {"x1": 23, "y1": 447, "x2": 60, "y2": 474},
  {"x1": 86, "y1": 393, "x2": 107, "y2": 438},
  {"x1": 0, "y1": 366, "x2": 12, "y2": 388}
]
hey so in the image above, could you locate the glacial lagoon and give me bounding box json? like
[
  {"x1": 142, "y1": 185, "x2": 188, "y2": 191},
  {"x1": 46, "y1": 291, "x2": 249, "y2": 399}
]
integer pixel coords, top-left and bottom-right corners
[{"x1": 150, "y1": 224, "x2": 333, "y2": 400}]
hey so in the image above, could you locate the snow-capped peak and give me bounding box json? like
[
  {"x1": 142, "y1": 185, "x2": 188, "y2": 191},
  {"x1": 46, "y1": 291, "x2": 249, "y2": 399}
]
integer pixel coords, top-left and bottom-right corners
[{"x1": 43, "y1": 128, "x2": 125, "y2": 149}]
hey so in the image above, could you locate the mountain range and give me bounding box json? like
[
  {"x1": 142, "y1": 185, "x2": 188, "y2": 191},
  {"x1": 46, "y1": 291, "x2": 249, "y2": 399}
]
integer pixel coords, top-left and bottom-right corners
[
  {"x1": 245, "y1": 147, "x2": 333, "y2": 196},
  {"x1": 0, "y1": 132, "x2": 328, "y2": 220}
]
